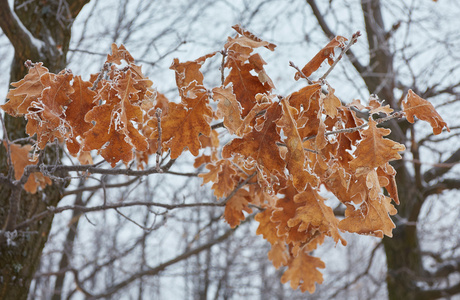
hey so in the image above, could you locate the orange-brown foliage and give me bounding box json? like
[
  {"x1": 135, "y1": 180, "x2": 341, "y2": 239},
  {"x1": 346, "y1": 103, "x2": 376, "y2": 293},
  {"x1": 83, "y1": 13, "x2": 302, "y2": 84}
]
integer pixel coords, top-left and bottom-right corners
[{"x1": 0, "y1": 26, "x2": 450, "y2": 294}]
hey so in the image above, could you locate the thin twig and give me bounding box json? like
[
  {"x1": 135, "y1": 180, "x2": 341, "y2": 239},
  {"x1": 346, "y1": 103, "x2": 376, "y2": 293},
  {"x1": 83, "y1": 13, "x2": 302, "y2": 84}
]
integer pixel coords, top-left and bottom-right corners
[
  {"x1": 289, "y1": 61, "x2": 314, "y2": 84},
  {"x1": 220, "y1": 49, "x2": 227, "y2": 85},
  {"x1": 220, "y1": 171, "x2": 257, "y2": 205},
  {"x1": 155, "y1": 108, "x2": 163, "y2": 172},
  {"x1": 319, "y1": 31, "x2": 361, "y2": 81},
  {"x1": 303, "y1": 111, "x2": 405, "y2": 142},
  {"x1": 91, "y1": 62, "x2": 109, "y2": 91},
  {"x1": 14, "y1": 200, "x2": 233, "y2": 231}
]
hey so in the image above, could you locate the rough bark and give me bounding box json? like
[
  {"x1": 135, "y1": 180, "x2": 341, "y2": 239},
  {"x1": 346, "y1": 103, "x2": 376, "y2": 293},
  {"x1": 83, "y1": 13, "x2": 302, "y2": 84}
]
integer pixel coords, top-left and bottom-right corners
[{"x1": 0, "y1": 1, "x2": 89, "y2": 299}]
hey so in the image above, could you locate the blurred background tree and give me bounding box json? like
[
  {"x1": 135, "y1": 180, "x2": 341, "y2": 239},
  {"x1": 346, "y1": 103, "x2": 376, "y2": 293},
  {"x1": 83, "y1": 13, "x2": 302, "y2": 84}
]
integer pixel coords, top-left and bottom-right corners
[{"x1": 0, "y1": 0, "x2": 459, "y2": 299}]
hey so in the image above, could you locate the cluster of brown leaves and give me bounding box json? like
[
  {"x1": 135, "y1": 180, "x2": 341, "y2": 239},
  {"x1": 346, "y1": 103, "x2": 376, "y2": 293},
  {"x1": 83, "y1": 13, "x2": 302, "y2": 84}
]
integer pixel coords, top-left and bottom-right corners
[{"x1": 1, "y1": 25, "x2": 449, "y2": 293}]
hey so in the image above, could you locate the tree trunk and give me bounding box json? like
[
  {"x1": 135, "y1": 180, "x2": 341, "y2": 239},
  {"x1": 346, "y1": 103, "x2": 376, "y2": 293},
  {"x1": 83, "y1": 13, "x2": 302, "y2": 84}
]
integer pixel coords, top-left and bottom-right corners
[{"x1": 0, "y1": 1, "x2": 89, "y2": 298}]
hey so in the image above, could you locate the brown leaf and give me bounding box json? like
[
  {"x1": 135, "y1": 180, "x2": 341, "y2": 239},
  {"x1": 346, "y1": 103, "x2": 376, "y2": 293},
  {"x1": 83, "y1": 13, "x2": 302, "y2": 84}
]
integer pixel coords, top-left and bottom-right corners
[
  {"x1": 3, "y1": 142, "x2": 51, "y2": 194},
  {"x1": 213, "y1": 86, "x2": 243, "y2": 135},
  {"x1": 83, "y1": 70, "x2": 148, "y2": 166},
  {"x1": 280, "y1": 247, "x2": 325, "y2": 293},
  {"x1": 377, "y1": 163, "x2": 399, "y2": 205},
  {"x1": 65, "y1": 76, "x2": 96, "y2": 156},
  {"x1": 224, "y1": 61, "x2": 268, "y2": 117},
  {"x1": 278, "y1": 98, "x2": 318, "y2": 191},
  {"x1": 339, "y1": 195, "x2": 397, "y2": 238},
  {"x1": 26, "y1": 71, "x2": 74, "y2": 149},
  {"x1": 349, "y1": 119, "x2": 405, "y2": 176},
  {"x1": 107, "y1": 43, "x2": 135, "y2": 65},
  {"x1": 222, "y1": 102, "x2": 285, "y2": 180},
  {"x1": 322, "y1": 85, "x2": 341, "y2": 118},
  {"x1": 268, "y1": 241, "x2": 289, "y2": 269},
  {"x1": 287, "y1": 185, "x2": 346, "y2": 245},
  {"x1": 403, "y1": 89, "x2": 449, "y2": 135},
  {"x1": 224, "y1": 188, "x2": 253, "y2": 228},
  {"x1": 271, "y1": 183, "x2": 311, "y2": 244},
  {"x1": 255, "y1": 207, "x2": 281, "y2": 245},
  {"x1": 248, "y1": 53, "x2": 275, "y2": 90},
  {"x1": 199, "y1": 159, "x2": 238, "y2": 199},
  {"x1": 295, "y1": 36, "x2": 347, "y2": 80},
  {"x1": 1, "y1": 63, "x2": 49, "y2": 116},
  {"x1": 231, "y1": 24, "x2": 276, "y2": 51}
]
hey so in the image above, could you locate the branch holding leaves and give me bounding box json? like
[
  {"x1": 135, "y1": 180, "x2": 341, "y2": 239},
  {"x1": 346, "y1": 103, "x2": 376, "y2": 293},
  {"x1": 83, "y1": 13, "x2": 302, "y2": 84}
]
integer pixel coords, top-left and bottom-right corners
[{"x1": 0, "y1": 25, "x2": 451, "y2": 294}]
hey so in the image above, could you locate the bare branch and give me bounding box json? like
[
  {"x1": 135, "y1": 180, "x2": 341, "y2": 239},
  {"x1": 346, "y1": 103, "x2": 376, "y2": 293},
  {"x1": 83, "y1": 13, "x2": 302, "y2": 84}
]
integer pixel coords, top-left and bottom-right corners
[
  {"x1": 155, "y1": 108, "x2": 163, "y2": 172},
  {"x1": 305, "y1": 0, "x2": 366, "y2": 75},
  {"x1": 0, "y1": 0, "x2": 42, "y2": 57},
  {"x1": 303, "y1": 111, "x2": 405, "y2": 142},
  {"x1": 423, "y1": 179, "x2": 460, "y2": 198},
  {"x1": 91, "y1": 224, "x2": 238, "y2": 298},
  {"x1": 423, "y1": 148, "x2": 460, "y2": 182},
  {"x1": 288, "y1": 61, "x2": 314, "y2": 84}
]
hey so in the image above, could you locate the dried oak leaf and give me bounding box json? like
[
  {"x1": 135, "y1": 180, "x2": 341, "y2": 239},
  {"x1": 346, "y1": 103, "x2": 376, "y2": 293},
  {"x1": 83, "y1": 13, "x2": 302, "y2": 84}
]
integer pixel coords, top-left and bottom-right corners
[
  {"x1": 268, "y1": 241, "x2": 290, "y2": 269},
  {"x1": 156, "y1": 88, "x2": 212, "y2": 159},
  {"x1": 339, "y1": 195, "x2": 397, "y2": 238},
  {"x1": 26, "y1": 71, "x2": 74, "y2": 149},
  {"x1": 255, "y1": 207, "x2": 281, "y2": 245},
  {"x1": 287, "y1": 185, "x2": 346, "y2": 246},
  {"x1": 224, "y1": 61, "x2": 269, "y2": 117},
  {"x1": 403, "y1": 89, "x2": 450, "y2": 135},
  {"x1": 248, "y1": 53, "x2": 276, "y2": 90},
  {"x1": 1, "y1": 63, "x2": 49, "y2": 116},
  {"x1": 150, "y1": 55, "x2": 214, "y2": 158},
  {"x1": 107, "y1": 43, "x2": 135, "y2": 65},
  {"x1": 377, "y1": 162, "x2": 399, "y2": 204},
  {"x1": 349, "y1": 119, "x2": 405, "y2": 176},
  {"x1": 322, "y1": 85, "x2": 341, "y2": 118},
  {"x1": 281, "y1": 247, "x2": 325, "y2": 294},
  {"x1": 278, "y1": 98, "x2": 318, "y2": 191},
  {"x1": 3, "y1": 142, "x2": 51, "y2": 194},
  {"x1": 224, "y1": 27, "x2": 275, "y2": 117},
  {"x1": 199, "y1": 159, "x2": 238, "y2": 199},
  {"x1": 224, "y1": 188, "x2": 253, "y2": 228},
  {"x1": 170, "y1": 53, "x2": 216, "y2": 98},
  {"x1": 271, "y1": 183, "x2": 311, "y2": 244},
  {"x1": 295, "y1": 36, "x2": 347, "y2": 80},
  {"x1": 231, "y1": 24, "x2": 276, "y2": 51},
  {"x1": 65, "y1": 76, "x2": 97, "y2": 156},
  {"x1": 213, "y1": 86, "x2": 243, "y2": 135},
  {"x1": 288, "y1": 84, "x2": 322, "y2": 112},
  {"x1": 83, "y1": 71, "x2": 148, "y2": 166},
  {"x1": 222, "y1": 102, "x2": 285, "y2": 179}
]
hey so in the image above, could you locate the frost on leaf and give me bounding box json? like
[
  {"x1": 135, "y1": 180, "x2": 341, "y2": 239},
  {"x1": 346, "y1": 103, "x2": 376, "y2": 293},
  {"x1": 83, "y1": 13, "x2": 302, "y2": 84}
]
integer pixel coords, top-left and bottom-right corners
[
  {"x1": 199, "y1": 159, "x2": 238, "y2": 198},
  {"x1": 213, "y1": 86, "x2": 243, "y2": 135},
  {"x1": 403, "y1": 89, "x2": 450, "y2": 135},
  {"x1": 287, "y1": 185, "x2": 346, "y2": 246},
  {"x1": 1, "y1": 63, "x2": 49, "y2": 116},
  {"x1": 277, "y1": 98, "x2": 318, "y2": 191},
  {"x1": 281, "y1": 247, "x2": 325, "y2": 294},
  {"x1": 3, "y1": 142, "x2": 51, "y2": 194},
  {"x1": 349, "y1": 119, "x2": 405, "y2": 176},
  {"x1": 224, "y1": 25, "x2": 276, "y2": 116},
  {"x1": 83, "y1": 70, "x2": 148, "y2": 166},
  {"x1": 26, "y1": 71, "x2": 74, "y2": 150},
  {"x1": 149, "y1": 55, "x2": 214, "y2": 159},
  {"x1": 222, "y1": 102, "x2": 285, "y2": 182},
  {"x1": 339, "y1": 195, "x2": 397, "y2": 238}
]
